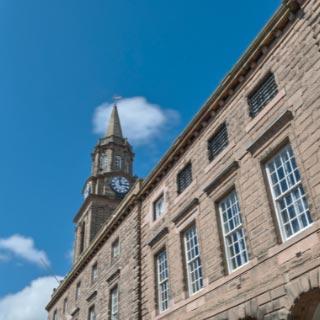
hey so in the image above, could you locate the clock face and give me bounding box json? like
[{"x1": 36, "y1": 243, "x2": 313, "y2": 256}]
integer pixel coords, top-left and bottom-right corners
[
  {"x1": 110, "y1": 176, "x2": 130, "y2": 194},
  {"x1": 84, "y1": 182, "x2": 91, "y2": 199}
]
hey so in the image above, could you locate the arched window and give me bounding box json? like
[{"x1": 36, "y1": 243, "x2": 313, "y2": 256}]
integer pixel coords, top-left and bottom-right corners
[
  {"x1": 125, "y1": 160, "x2": 130, "y2": 173},
  {"x1": 114, "y1": 156, "x2": 122, "y2": 170},
  {"x1": 101, "y1": 155, "x2": 108, "y2": 171}
]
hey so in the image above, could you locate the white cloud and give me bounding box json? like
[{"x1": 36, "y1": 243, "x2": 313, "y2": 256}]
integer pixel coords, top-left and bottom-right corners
[
  {"x1": 0, "y1": 276, "x2": 62, "y2": 320},
  {"x1": 93, "y1": 96, "x2": 180, "y2": 145},
  {"x1": 0, "y1": 234, "x2": 50, "y2": 267}
]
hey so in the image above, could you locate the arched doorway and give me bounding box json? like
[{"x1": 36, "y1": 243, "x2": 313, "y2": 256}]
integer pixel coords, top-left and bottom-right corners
[{"x1": 290, "y1": 289, "x2": 320, "y2": 319}]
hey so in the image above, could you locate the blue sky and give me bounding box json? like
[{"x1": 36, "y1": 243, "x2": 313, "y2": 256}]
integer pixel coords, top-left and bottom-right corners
[{"x1": 0, "y1": 0, "x2": 280, "y2": 318}]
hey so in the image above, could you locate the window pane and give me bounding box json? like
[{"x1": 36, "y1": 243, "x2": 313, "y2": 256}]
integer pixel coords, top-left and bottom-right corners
[
  {"x1": 219, "y1": 191, "x2": 249, "y2": 272},
  {"x1": 111, "y1": 286, "x2": 119, "y2": 320},
  {"x1": 89, "y1": 306, "x2": 95, "y2": 320},
  {"x1": 266, "y1": 145, "x2": 312, "y2": 240},
  {"x1": 184, "y1": 225, "x2": 203, "y2": 294},
  {"x1": 156, "y1": 251, "x2": 170, "y2": 312},
  {"x1": 112, "y1": 239, "x2": 120, "y2": 258},
  {"x1": 153, "y1": 194, "x2": 165, "y2": 220},
  {"x1": 92, "y1": 264, "x2": 97, "y2": 282}
]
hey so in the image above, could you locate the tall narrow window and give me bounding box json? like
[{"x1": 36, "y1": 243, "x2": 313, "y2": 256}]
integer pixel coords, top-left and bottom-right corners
[
  {"x1": 114, "y1": 156, "x2": 122, "y2": 170},
  {"x1": 112, "y1": 238, "x2": 120, "y2": 259},
  {"x1": 92, "y1": 263, "x2": 98, "y2": 283},
  {"x1": 153, "y1": 194, "x2": 164, "y2": 221},
  {"x1": 63, "y1": 297, "x2": 68, "y2": 314},
  {"x1": 266, "y1": 145, "x2": 312, "y2": 240},
  {"x1": 219, "y1": 191, "x2": 249, "y2": 272},
  {"x1": 88, "y1": 305, "x2": 95, "y2": 320},
  {"x1": 53, "y1": 310, "x2": 58, "y2": 320},
  {"x1": 183, "y1": 224, "x2": 203, "y2": 294},
  {"x1": 101, "y1": 155, "x2": 108, "y2": 171},
  {"x1": 177, "y1": 163, "x2": 192, "y2": 194},
  {"x1": 76, "y1": 282, "x2": 81, "y2": 300},
  {"x1": 124, "y1": 160, "x2": 129, "y2": 173},
  {"x1": 248, "y1": 73, "x2": 278, "y2": 117},
  {"x1": 79, "y1": 222, "x2": 85, "y2": 254},
  {"x1": 110, "y1": 286, "x2": 119, "y2": 320},
  {"x1": 208, "y1": 123, "x2": 228, "y2": 161},
  {"x1": 156, "y1": 250, "x2": 170, "y2": 313}
]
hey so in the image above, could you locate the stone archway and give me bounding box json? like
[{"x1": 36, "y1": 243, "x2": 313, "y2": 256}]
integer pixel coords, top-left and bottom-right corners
[{"x1": 290, "y1": 288, "x2": 320, "y2": 320}]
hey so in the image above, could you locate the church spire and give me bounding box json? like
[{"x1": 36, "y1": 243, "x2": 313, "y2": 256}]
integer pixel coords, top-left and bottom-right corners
[{"x1": 105, "y1": 103, "x2": 123, "y2": 138}]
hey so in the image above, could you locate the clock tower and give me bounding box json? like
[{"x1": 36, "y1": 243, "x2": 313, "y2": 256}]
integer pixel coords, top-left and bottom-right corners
[{"x1": 73, "y1": 103, "x2": 135, "y2": 262}]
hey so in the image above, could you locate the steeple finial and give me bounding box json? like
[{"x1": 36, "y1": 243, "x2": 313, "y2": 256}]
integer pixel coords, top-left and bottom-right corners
[{"x1": 105, "y1": 96, "x2": 123, "y2": 138}]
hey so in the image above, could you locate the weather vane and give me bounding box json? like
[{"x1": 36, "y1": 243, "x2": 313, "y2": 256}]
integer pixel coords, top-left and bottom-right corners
[{"x1": 112, "y1": 95, "x2": 122, "y2": 105}]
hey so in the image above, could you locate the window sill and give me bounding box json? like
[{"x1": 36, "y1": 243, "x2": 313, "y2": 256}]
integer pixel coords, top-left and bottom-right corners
[
  {"x1": 153, "y1": 225, "x2": 320, "y2": 319},
  {"x1": 268, "y1": 221, "x2": 320, "y2": 263},
  {"x1": 245, "y1": 89, "x2": 286, "y2": 133}
]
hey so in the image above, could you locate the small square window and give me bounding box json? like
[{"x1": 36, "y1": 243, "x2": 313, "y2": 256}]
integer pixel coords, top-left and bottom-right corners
[
  {"x1": 208, "y1": 123, "x2": 228, "y2": 161},
  {"x1": 177, "y1": 163, "x2": 192, "y2": 194},
  {"x1": 248, "y1": 73, "x2": 278, "y2": 117},
  {"x1": 92, "y1": 263, "x2": 98, "y2": 283},
  {"x1": 153, "y1": 194, "x2": 165, "y2": 221},
  {"x1": 112, "y1": 239, "x2": 120, "y2": 259}
]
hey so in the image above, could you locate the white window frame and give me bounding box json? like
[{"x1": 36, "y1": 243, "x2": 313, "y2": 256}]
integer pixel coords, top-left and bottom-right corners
[
  {"x1": 219, "y1": 191, "x2": 249, "y2": 273},
  {"x1": 266, "y1": 145, "x2": 312, "y2": 241},
  {"x1": 110, "y1": 286, "x2": 119, "y2": 320},
  {"x1": 153, "y1": 194, "x2": 165, "y2": 221},
  {"x1": 156, "y1": 250, "x2": 170, "y2": 313},
  {"x1": 183, "y1": 224, "x2": 203, "y2": 295}
]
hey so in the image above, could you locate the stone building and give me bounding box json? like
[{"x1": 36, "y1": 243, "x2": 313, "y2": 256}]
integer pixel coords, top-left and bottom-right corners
[{"x1": 46, "y1": 0, "x2": 320, "y2": 319}]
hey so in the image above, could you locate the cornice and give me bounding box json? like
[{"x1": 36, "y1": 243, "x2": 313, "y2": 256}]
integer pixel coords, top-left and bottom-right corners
[{"x1": 138, "y1": 0, "x2": 303, "y2": 200}]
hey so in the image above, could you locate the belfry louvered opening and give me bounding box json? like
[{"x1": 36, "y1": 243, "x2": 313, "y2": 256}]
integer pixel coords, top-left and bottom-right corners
[
  {"x1": 177, "y1": 163, "x2": 192, "y2": 194},
  {"x1": 208, "y1": 123, "x2": 228, "y2": 161},
  {"x1": 248, "y1": 73, "x2": 278, "y2": 117}
]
